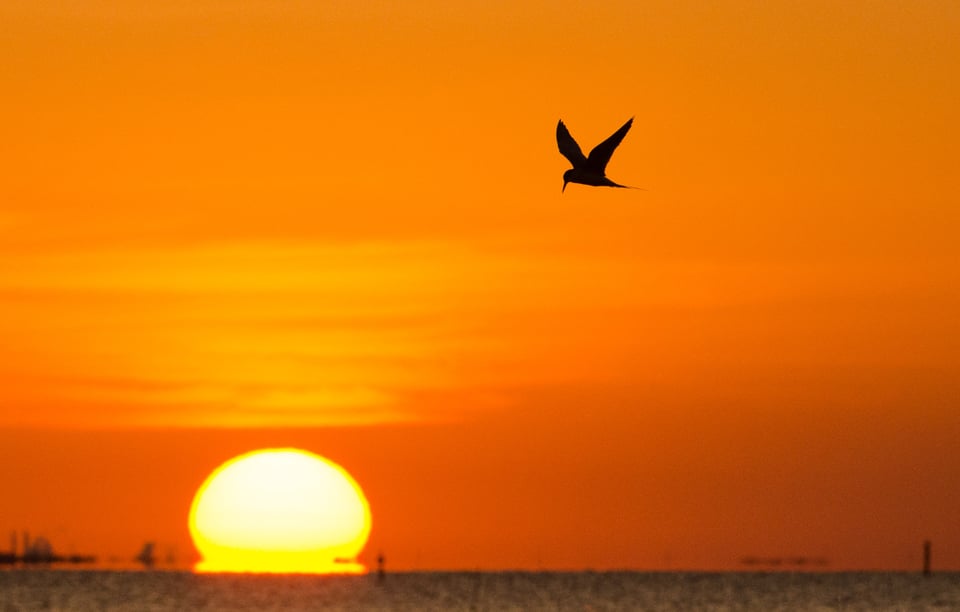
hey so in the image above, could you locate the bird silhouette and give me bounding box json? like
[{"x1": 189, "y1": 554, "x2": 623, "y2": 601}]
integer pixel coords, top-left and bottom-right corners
[{"x1": 557, "y1": 117, "x2": 634, "y2": 192}]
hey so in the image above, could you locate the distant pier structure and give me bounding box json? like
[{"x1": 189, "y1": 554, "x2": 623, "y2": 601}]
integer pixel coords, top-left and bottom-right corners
[
  {"x1": 0, "y1": 532, "x2": 15, "y2": 564},
  {"x1": 0, "y1": 531, "x2": 96, "y2": 566},
  {"x1": 923, "y1": 540, "x2": 932, "y2": 576}
]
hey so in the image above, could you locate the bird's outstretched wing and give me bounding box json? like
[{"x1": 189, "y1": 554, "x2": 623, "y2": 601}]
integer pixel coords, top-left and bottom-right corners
[
  {"x1": 556, "y1": 120, "x2": 587, "y2": 169},
  {"x1": 586, "y1": 117, "x2": 633, "y2": 173}
]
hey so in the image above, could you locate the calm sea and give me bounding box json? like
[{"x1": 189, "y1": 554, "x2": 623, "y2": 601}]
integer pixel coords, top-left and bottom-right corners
[{"x1": 1, "y1": 570, "x2": 958, "y2": 611}]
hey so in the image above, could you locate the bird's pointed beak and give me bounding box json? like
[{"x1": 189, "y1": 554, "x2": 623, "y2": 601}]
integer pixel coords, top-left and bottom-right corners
[{"x1": 562, "y1": 180, "x2": 568, "y2": 193}]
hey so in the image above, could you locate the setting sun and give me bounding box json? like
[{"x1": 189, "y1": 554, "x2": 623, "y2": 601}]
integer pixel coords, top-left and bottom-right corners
[{"x1": 188, "y1": 448, "x2": 371, "y2": 574}]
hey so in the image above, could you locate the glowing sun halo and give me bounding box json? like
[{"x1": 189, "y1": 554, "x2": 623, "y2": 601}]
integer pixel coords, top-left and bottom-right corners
[{"x1": 189, "y1": 448, "x2": 371, "y2": 574}]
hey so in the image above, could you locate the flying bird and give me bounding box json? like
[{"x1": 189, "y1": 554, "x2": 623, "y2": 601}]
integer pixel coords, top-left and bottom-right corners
[{"x1": 556, "y1": 117, "x2": 634, "y2": 192}]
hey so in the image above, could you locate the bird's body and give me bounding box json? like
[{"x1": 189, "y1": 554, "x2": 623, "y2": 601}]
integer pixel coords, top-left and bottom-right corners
[
  {"x1": 561, "y1": 168, "x2": 627, "y2": 189},
  {"x1": 556, "y1": 117, "x2": 634, "y2": 192}
]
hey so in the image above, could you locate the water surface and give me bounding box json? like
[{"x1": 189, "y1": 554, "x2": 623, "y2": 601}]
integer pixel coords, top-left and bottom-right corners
[{"x1": 1, "y1": 570, "x2": 958, "y2": 610}]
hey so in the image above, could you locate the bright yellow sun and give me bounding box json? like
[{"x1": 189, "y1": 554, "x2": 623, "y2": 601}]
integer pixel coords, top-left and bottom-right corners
[{"x1": 188, "y1": 448, "x2": 371, "y2": 574}]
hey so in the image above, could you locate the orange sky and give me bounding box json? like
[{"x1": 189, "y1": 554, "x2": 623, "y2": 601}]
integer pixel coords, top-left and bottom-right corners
[{"x1": 2, "y1": 0, "x2": 959, "y2": 570}]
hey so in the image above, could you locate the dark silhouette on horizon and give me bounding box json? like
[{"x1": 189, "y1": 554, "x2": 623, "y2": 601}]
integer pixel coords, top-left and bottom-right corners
[
  {"x1": 0, "y1": 531, "x2": 96, "y2": 566},
  {"x1": 740, "y1": 555, "x2": 829, "y2": 569},
  {"x1": 556, "y1": 117, "x2": 635, "y2": 192},
  {"x1": 135, "y1": 541, "x2": 157, "y2": 569}
]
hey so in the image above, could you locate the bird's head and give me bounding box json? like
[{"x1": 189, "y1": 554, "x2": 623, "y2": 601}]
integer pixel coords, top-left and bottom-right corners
[{"x1": 562, "y1": 169, "x2": 575, "y2": 193}]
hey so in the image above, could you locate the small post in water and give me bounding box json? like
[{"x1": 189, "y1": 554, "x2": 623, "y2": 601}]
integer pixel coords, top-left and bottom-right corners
[{"x1": 923, "y1": 540, "x2": 932, "y2": 576}]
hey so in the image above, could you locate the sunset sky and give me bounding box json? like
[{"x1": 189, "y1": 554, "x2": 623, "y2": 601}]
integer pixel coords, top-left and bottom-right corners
[{"x1": 2, "y1": 0, "x2": 959, "y2": 571}]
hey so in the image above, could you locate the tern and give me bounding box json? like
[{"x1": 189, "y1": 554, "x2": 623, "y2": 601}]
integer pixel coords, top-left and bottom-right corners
[{"x1": 557, "y1": 117, "x2": 634, "y2": 192}]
